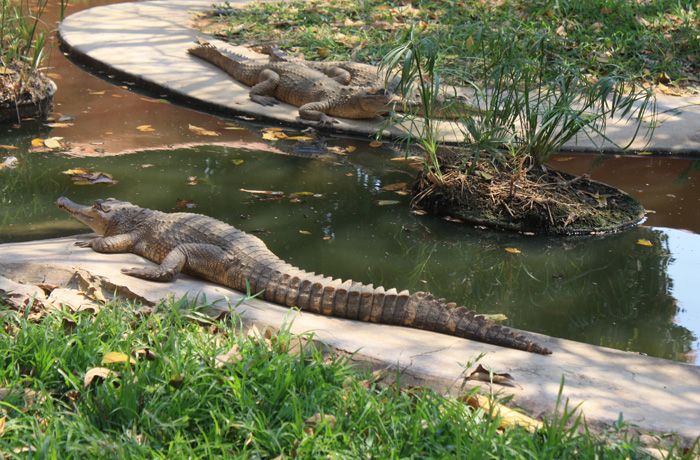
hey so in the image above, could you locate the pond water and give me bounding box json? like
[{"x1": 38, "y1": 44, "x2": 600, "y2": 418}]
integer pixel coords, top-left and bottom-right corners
[{"x1": 0, "y1": 0, "x2": 698, "y2": 363}]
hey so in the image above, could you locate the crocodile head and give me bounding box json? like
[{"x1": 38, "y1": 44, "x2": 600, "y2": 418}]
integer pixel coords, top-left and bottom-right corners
[
  {"x1": 356, "y1": 87, "x2": 399, "y2": 115},
  {"x1": 57, "y1": 197, "x2": 144, "y2": 236}
]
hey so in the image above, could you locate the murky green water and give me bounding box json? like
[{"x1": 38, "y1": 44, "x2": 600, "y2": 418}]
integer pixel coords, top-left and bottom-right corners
[{"x1": 1, "y1": 144, "x2": 698, "y2": 363}]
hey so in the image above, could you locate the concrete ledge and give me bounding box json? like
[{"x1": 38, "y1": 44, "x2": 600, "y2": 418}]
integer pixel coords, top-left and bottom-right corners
[
  {"x1": 1, "y1": 235, "x2": 699, "y2": 442},
  {"x1": 58, "y1": 0, "x2": 700, "y2": 154}
]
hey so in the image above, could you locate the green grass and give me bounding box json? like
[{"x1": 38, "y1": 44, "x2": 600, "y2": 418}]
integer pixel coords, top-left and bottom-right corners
[
  {"x1": 0, "y1": 297, "x2": 693, "y2": 458},
  {"x1": 210, "y1": 0, "x2": 698, "y2": 90}
]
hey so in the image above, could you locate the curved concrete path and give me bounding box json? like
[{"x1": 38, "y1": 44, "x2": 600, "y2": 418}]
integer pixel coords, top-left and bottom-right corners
[
  {"x1": 58, "y1": 0, "x2": 700, "y2": 154},
  {"x1": 1, "y1": 235, "x2": 699, "y2": 445}
]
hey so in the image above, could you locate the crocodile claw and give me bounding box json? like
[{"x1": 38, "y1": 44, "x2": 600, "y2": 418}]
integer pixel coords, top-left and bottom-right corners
[
  {"x1": 318, "y1": 114, "x2": 339, "y2": 127},
  {"x1": 74, "y1": 240, "x2": 92, "y2": 248},
  {"x1": 250, "y1": 95, "x2": 278, "y2": 107}
]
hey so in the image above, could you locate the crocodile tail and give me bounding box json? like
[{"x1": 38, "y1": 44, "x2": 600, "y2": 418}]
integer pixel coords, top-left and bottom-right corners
[{"x1": 255, "y1": 266, "x2": 551, "y2": 355}]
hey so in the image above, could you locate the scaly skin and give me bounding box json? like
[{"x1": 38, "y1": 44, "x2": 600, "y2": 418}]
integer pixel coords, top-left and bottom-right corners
[
  {"x1": 260, "y1": 45, "x2": 482, "y2": 118},
  {"x1": 57, "y1": 197, "x2": 552, "y2": 355},
  {"x1": 187, "y1": 40, "x2": 395, "y2": 125}
]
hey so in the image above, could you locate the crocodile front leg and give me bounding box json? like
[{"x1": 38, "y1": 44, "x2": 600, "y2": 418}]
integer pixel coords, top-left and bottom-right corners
[
  {"x1": 121, "y1": 243, "x2": 226, "y2": 283},
  {"x1": 75, "y1": 233, "x2": 137, "y2": 253},
  {"x1": 298, "y1": 100, "x2": 338, "y2": 127},
  {"x1": 249, "y1": 69, "x2": 280, "y2": 106}
]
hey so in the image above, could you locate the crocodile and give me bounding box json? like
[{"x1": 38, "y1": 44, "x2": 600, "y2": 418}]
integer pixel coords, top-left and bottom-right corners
[
  {"x1": 259, "y1": 45, "x2": 480, "y2": 118},
  {"x1": 188, "y1": 40, "x2": 395, "y2": 126},
  {"x1": 57, "y1": 196, "x2": 552, "y2": 355}
]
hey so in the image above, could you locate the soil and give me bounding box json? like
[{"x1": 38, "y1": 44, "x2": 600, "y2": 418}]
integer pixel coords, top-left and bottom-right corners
[
  {"x1": 0, "y1": 63, "x2": 56, "y2": 124},
  {"x1": 412, "y1": 153, "x2": 646, "y2": 236}
]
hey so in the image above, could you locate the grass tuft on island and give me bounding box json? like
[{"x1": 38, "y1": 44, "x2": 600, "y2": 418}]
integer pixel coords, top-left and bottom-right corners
[{"x1": 0, "y1": 297, "x2": 690, "y2": 458}]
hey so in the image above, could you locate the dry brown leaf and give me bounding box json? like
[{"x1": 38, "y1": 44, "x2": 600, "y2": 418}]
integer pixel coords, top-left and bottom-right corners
[
  {"x1": 467, "y1": 364, "x2": 516, "y2": 387},
  {"x1": 133, "y1": 348, "x2": 158, "y2": 361},
  {"x1": 136, "y1": 124, "x2": 156, "y2": 132},
  {"x1": 188, "y1": 124, "x2": 220, "y2": 136},
  {"x1": 369, "y1": 140, "x2": 383, "y2": 148},
  {"x1": 215, "y1": 344, "x2": 242, "y2": 368},
  {"x1": 464, "y1": 394, "x2": 542, "y2": 432},
  {"x1": 102, "y1": 351, "x2": 136, "y2": 365},
  {"x1": 84, "y1": 367, "x2": 117, "y2": 387},
  {"x1": 317, "y1": 47, "x2": 331, "y2": 58}
]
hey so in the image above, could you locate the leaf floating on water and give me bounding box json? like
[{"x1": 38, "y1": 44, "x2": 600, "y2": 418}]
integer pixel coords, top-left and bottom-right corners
[
  {"x1": 322, "y1": 235, "x2": 332, "y2": 241},
  {"x1": 467, "y1": 364, "x2": 516, "y2": 387},
  {"x1": 83, "y1": 367, "x2": 117, "y2": 387},
  {"x1": 504, "y1": 247, "x2": 521, "y2": 254},
  {"x1": 223, "y1": 123, "x2": 245, "y2": 130},
  {"x1": 290, "y1": 191, "x2": 315, "y2": 197},
  {"x1": 102, "y1": 351, "x2": 135, "y2": 365},
  {"x1": 187, "y1": 176, "x2": 199, "y2": 186},
  {"x1": 377, "y1": 200, "x2": 400, "y2": 206},
  {"x1": 188, "y1": 124, "x2": 219, "y2": 137},
  {"x1": 443, "y1": 216, "x2": 464, "y2": 223},
  {"x1": 636, "y1": 239, "x2": 653, "y2": 247},
  {"x1": 411, "y1": 209, "x2": 427, "y2": 216},
  {"x1": 382, "y1": 182, "x2": 408, "y2": 192},
  {"x1": 136, "y1": 124, "x2": 156, "y2": 132},
  {"x1": 231, "y1": 159, "x2": 245, "y2": 166},
  {"x1": 240, "y1": 188, "x2": 284, "y2": 196},
  {"x1": 481, "y1": 313, "x2": 508, "y2": 322},
  {"x1": 262, "y1": 130, "x2": 287, "y2": 141},
  {"x1": 369, "y1": 140, "x2": 383, "y2": 148},
  {"x1": 45, "y1": 122, "x2": 74, "y2": 128},
  {"x1": 285, "y1": 135, "x2": 315, "y2": 141},
  {"x1": 637, "y1": 151, "x2": 654, "y2": 156},
  {"x1": 140, "y1": 164, "x2": 154, "y2": 168},
  {"x1": 175, "y1": 198, "x2": 197, "y2": 209},
  {"x1": 43, "y1": 137, "x2": 63, "y2": 149},
  {"x1": 299, "y1": 230, "x2": 312, "y2": 235},
  {"x1": 31, "y1": 138, "x2": 44, "y2": 147},
  {"x1": 0, "y1": 144, "x2": 17, "y2": 150},
  {"x1": 62, "y1": 167, "x2": 91, "y2": 175}
]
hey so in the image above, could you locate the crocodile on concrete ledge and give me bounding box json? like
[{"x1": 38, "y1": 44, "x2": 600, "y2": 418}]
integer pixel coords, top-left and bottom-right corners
[
  {"x1": 187, "y1": 40, "x2": 396, "y2": 126},
  {"x1": 57, "y1": 197, "x2": 552, "y2": 355}
]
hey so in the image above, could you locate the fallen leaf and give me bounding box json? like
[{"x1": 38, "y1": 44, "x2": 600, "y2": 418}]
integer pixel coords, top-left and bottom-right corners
[
  {"x1": 187, "y1": 176, "x2": 199, "y2": 185},
  {"x1": 504, "y1": 247, "x2": 521, "y2": 254},
  {"x1": 45, "y1": 122, "x2": 74, "y2": 128},
  {"x1": 411, "y1": 209, "x2": 427, "y2": 216},
  {"x1": 322, "y1": 235, "x2": 332, "y2": 241},
  {"x1": 369, "y1": 140, "x2": 383, "y2": 148},
  {"x1": 175, "y1": 198, "x2": 197, "y2": 209},
  {"x1": 240, "y1": 188, "x2": 284, "y2": 196},
  {"x1": 0, "y1": 67, "x2": 16, "y2": 75},
  {"x1": 554, "y1": 156, "x2": 574, "y2": 162},
  {"x1": 637, "y1": 151, "x2": 654, "y2": 156},
  {"x1": 84, "y1": 367, "x2": 117, "y2": 387},
  {"x1": 44, "y1": 137, "x2": 63, "y2": 149},
  {"x1": 285, "y1": 135, "x2": 314, "y2": 141},
  {"x1": 223, "y1": 124, "x2": 245, "y2": 130},
  {"x1": 133, "y1": 348, "x2": 158, "y2": 361},
  {"x1": 136, "y1": 124, "x2": 156, "y2": 132},
  {"x1": 464, "y1": 394, "x2": 542, "y2": 432},
  {"x1": 231, "y1": 159, "x2": 245, "y2": 166},
  {"x1": 189, "y1": 124, "x2": 220, "y2": 136},
  {"x1": 0, "y1": 156, "x2": 19, "y2": 170},
  {"x1": 443, "y1": 216, "x2": 464, "y2": 223},
  {"x1": 262, "y1": 130, "x2": 288, "y2": 141},
  {"x1": 481, "y1": 313, "x2": 508, "y2": 322},
  {"x1": 0, "y1": 144, "x2": 17, "y2": 150},
  {"x1": 102, "y1": 351, "x2": 135, "y2": 365},
  {"x1": 377, "y1": 200, "x2": 400, "y2": 206},
  {"x1": 0, "y1": 416, "x2": 5, "y2": 436},
  {"x1": 656, "y1": 83, "x2": 683, "y2": 96},
  {"x1": 467, "y1": 364, "x2": 516, "y2": 387},
  {"x1": 88, "y1": 90, "x2": 105, "y2": 95},
  {"x1": 62, "y1": 167, "x2": 91, "y2": 175},
  {"x1": 636, "y1": 239, "x2": 653, "y2": 247},
  {"x1": 317, "y1": 47, "x2": 331, "y2": 58},
  {"x1": 31, "y1": 138, "x2": 44, "y2": 147},
  {"x1": 290, "y1": 191, "x2": 315, "y2": 197},
  {"x1": 141, "y1": 164, "x2": 154, "y2": 168},
  {"x1": 299, "y1": 230, "x2": 312, "y2": 235},
  {"x1": 382, "y1": 182, "x2": 407, "y2": 191},
  {"x1": 215, "y1": 344, "x2": 242, "y2": 368}
]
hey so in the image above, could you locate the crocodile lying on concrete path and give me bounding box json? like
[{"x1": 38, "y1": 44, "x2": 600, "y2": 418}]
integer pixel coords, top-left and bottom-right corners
[
  {"x1": 259, "y1": 45, "x2": 481, "y2": 118},
  {"x1": 57, "y1": 197, "x2": 552, "y2": 355},
  {"x1": 188, "y1": 40, "x2": 395, "y2": 126}
]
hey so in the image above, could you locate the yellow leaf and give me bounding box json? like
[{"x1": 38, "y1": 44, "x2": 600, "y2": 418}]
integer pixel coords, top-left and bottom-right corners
[
  {"x1": 45, "y1": 122, "x2": 74, "y2": 128},
  {"x1": 31, "y1": 138, "x2": 44, "y2": 147},
  {"x1": 345, "y1": 145, "x2": 357, "y2": 153},
  {"x1": 504, "y1": 247, "x2": 521, "y2": 254},
  {"x1": 262, "y1": 131, "x2": 287, "y2": 141},
  {"x1": 188, "y1": 124, "x2": 220, "y2": 137},
  {"x1": 637, "y1": 151, "x2": 653, "y2": 156},
  {"x1": 136, "y1": 124, "x2": 155, "y2": 132},
  {"x1": 101, "y1": 351, "x2": 135, "y2": 365},
  {"x1": 369, "y1": 140, "x2": 383, "y2": 148},
  {"x1": 290, "y1": 191, "x2": 315, "y2": 197},
  {"x1": 299, "y1": 230, "x2": 312, "y2": 235},
  {"x1": 317, "y1": 47, "x2": 331, "y2": 58},
  {"x1": 636, "y1": 239, "x2": 653, "y2": 247},
  {"x1": 0, "y1": 67, "x2": 16, "y2": 75},
  {"x1": 285, "y1": 135, "x2": 314, "y2": 141},
  {"x1": 481, "y1": 313, "x2": 508, "y2": 322},
  {"x1": 239, "y1": 188, "x2": 284, "y2": 196},
  {"x1": 62, "y1": 168, "x2": 91, "y2": 175},
  {"x1": 44, "y1": 138, "x2": 62, "y2": 149},
  {"x1": 231, "y1": 159, "x2": 244, "y2": 166},
  {"x1": 465, "y1": 394, "x2": 543, "y2": 432},
  {"x1": 83, "y1": 367, "x2": 117, "y2": 387}
]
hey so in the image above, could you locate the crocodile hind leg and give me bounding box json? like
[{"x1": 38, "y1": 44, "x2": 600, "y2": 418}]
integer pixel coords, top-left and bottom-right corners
[
  {"x1": 121, "y1": 243, "x2": 226, "y2": 283},
  {"x1": 75, "y1": 233, "x2": 137, "y2": 253},
  {"x1": 249, "y1": 69, "x2": 280, "y2": 106}
]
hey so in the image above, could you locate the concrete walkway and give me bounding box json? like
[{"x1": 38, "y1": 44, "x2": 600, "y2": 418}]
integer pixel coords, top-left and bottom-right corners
[
  {"x1": 58, "y1": 0, "x2": 700, "y2": 154},
  {"x1": 1, "y1": 235, "x2": 699, "y2": 443}
]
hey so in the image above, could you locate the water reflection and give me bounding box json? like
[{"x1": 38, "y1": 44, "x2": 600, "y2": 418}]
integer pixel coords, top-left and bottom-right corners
[{"x1": 0, "y1": 146, "x2": 697, "y2": 362}]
